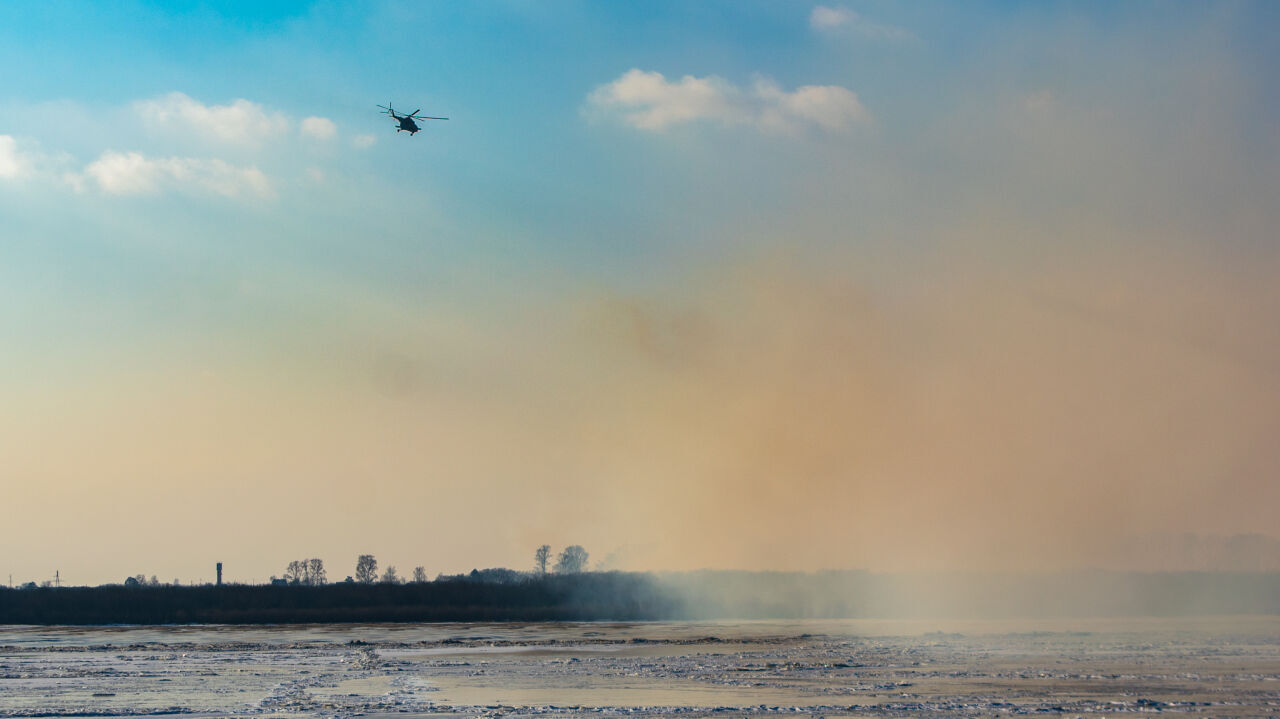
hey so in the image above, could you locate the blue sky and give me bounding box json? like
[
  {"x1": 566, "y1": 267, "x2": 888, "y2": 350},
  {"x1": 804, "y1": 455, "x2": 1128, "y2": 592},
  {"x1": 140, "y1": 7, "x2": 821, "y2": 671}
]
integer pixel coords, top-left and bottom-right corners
[{"x1": 2, "y1": 1, "x2": 1278, "y2": 584}]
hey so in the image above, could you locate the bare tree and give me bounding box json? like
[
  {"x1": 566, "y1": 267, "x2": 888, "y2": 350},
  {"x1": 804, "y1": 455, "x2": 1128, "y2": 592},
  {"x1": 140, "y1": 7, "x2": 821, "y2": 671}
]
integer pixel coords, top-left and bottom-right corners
[
  {"x1": 355, "y1": 554, "x2": 378, "y2": 584},
  {"x1": 282, "y1": 558, "x2": 328, "y2": 586},
  {"x1": 534, "y1": 544, "x2": 551, "y2": 575},
  {"x1": 554, "y1": 545, "x2": 589, "y2": 574},
  {"x1": 380, "y1": 565, "x2": 400, "y2": 584},
  {"x1": 308, "y1": 558, "x2": 327, "y2": 586},
  {"x1": 412, "y1": 566, "x2": 428, "y2": 583}
]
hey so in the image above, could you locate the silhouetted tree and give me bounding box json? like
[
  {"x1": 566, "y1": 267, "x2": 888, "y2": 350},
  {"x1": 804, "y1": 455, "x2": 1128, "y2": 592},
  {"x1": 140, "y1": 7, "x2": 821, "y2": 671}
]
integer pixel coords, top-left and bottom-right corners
[
  {"x1": 381, "y1": 566, "x2": 400, "y2": 584},
  {"x1": 283, "y1": 558, "x2": 328, "y2": 586},
  {"x1": 308, "y1": 558, "x2": 327, "y2": 585},
  {"x1": 534, "y1": 544, "x2": 551, "y2": 575},
  {"x1": 555, "y1": 545, "x2": 589, "y2": 574},
  {"x1": 355, "y1": 554, "x2": 378, "y2": 584},
  {"x1": 412, "y1": 566, "x2": 428, "y2": 583}
]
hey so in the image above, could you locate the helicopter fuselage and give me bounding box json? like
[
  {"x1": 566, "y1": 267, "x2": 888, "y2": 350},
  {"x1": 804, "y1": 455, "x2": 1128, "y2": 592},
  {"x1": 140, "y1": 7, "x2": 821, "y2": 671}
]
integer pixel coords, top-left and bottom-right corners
[
  {"x1": 395, "y1": 115, "x2": 420, "y2": 134},
  {"x1": 380, "y1": 104, "x2": 445, "y2": 136}
]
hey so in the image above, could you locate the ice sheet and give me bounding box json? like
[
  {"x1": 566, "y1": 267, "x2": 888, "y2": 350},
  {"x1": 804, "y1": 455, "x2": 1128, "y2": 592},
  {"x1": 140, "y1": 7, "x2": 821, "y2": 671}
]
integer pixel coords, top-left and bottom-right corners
[{"x1": 1, "y1": 618, "x2": 1278, "y2": 717}]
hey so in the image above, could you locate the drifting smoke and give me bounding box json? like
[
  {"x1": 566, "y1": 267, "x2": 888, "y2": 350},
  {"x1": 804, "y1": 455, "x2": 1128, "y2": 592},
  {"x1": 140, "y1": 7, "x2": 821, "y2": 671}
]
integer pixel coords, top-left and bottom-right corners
[{"x1": 567, "y1": 238, "x2": 1280, "y2": 573}]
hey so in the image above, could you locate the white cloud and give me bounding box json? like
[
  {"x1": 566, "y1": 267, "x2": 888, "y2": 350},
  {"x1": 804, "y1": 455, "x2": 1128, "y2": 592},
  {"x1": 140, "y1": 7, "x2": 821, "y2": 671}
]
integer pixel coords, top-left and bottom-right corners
[
  {"x1": 591, "y1": 70, "x2": 738, "y2": 131},
  {"x1": 588, "y1": 69, "x2": 869, "y2": 134},
  {"x1": 135, "y1": 92, "x2": 289, "y2": 144},
  {"x1": 754, "y1": 79, "x2": 870, "y2": 132},
  {"x1": 810, "y1": 5, "x2": 855, "y2": 30},
  {"x1": 81, "y1": 151, "x2": 273, "y2": 199},
  {"x1": 0, "y1": 136, "x2": 78, "y2": 185},
  {"x1": 0, "y1": 135, "x2": 25, "y2": 178},
  {"x1": 353, "y1": 134, "x2": 377, "y2": 149},
  {"x1": 300, "y1": 116, "x2": 337, "y2": 140},
  {"x1": 0, "y1": 134, "x2": 33, "y2": 179},
  {"x1": 810, "y1": 5, "x2": 917, "y2": 42}
]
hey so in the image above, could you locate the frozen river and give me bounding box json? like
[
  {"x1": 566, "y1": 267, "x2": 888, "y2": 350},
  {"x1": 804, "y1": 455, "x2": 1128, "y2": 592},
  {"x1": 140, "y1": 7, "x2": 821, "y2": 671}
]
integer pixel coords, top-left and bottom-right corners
[{"x1": 2, "y1": 617, "x2": 1279, "y2": 717}]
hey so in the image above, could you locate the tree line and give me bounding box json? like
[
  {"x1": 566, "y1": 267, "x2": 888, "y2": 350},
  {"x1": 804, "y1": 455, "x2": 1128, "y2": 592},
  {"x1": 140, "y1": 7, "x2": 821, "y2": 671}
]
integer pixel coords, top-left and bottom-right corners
[
  {"x1": 270, "y1": 546, "x2": 590, "y2": 588},
  {"x1": 0, "y1": 569, "x2": 674, "y2": 624},
  {"x1": 12, "y1": 545, "x2": 594, "y2": 591}
]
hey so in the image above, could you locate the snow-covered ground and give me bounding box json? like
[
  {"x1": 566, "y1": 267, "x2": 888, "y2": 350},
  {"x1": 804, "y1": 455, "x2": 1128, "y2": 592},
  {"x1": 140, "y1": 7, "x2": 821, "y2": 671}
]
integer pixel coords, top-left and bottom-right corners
[{"x1": 1, "y1": 618, "x2": 1278, "y2": 717}]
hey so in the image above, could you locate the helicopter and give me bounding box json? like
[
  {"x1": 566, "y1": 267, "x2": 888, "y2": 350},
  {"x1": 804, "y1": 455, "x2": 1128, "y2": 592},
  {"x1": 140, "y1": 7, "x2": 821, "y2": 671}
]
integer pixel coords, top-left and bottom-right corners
[{"x1": 378, "y1": 103, "x2": 447, "y2": 135}]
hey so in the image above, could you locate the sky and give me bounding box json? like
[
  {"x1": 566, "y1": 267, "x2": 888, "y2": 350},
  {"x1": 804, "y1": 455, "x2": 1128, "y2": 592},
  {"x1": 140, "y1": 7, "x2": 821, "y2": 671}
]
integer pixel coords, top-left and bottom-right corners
[{"x1": 1, "y1": 1, "x2": 1278, "y2": 586}]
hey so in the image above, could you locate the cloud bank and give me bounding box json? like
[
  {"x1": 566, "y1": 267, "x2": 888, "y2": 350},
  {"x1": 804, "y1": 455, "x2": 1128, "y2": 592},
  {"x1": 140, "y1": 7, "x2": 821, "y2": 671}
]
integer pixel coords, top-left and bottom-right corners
[
  {"x1": 136, "y1": 92, "x2": 291, "y2": 144},
  {"x1": 81, "y1": 150, "x2": 272, "y2": 198},
  {"x1": 588, "y1": 69, "x2": 869, "y2": 133},
  {"x1": 2, "y1": 93, "x2": 357, "y2": 200}
]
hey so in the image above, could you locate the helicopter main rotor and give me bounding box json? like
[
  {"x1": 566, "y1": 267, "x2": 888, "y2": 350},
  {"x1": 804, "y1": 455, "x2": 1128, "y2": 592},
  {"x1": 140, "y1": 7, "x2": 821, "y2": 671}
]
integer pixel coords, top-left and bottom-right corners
[{"x1": 377, "y1": 104, "x2": 448, "y2": 121}]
